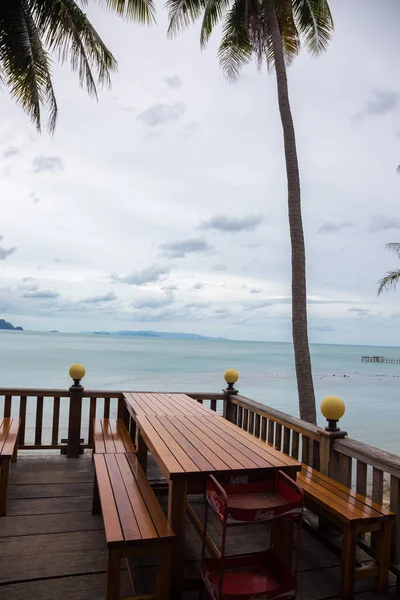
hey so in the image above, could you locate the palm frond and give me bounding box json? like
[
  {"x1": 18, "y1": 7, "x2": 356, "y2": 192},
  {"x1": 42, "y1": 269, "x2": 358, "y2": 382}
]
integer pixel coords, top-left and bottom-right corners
[
  {"x1": 292, "y1": 0, "x2": 333, "y2": 55},
  {"x1": 102, "y1": 0, "x2": 155, "y2": 24},
  {"x1": 378, "y1": 270, "x2": 400, "y2": 295},
  {"x1": 0, "y1": 0, "x2": 57, "y2": 132},
  {"x1": 277, "y1": 0, "x2": 300, "y2": 65},
  {"x1": 31, "y1": 0, "x2": 117, "y2": 97},
  {"x1": 385, "y1": 242, "x2": 400, "y2": 257},
  {"x1": 218, "y1": 0, "x2": 252, "y2": 80},
  {"x1": 167, "y1": 0, "x2": 205, "y2": 37},
  {"x1": 200, "y1": 0, "x2": 231, "y2": 48}
]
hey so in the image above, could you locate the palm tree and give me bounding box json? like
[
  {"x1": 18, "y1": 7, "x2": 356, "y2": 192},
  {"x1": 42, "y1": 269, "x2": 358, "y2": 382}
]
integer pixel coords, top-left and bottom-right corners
[
  {"x1": 0, "y1": 0, "x2": 154, "y2": 133},
  {"x1": 167, "y1": 0, "x2": 333, "y2": 424},
  {"x1": 378, "y1": 243, "x2": 400, "y2": 295}
]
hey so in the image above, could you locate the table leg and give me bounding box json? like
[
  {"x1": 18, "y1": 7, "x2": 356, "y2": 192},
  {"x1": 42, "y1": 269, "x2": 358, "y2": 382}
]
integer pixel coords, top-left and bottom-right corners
[
  {"x1": 0, "y1": 459, "x2": 10, "y2": 516},
  {"x1": 137, "y1": 430, "x2": 148, "y2": 473},
  {"x1": 168, "y1": 477, "x2": 187, "y2": 599}
]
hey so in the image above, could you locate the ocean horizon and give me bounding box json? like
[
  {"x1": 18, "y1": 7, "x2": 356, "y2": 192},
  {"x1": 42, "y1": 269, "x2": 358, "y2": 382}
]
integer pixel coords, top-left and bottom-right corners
[{"x1": 0, "y1": 330, "x2": 399, "y2": 456}]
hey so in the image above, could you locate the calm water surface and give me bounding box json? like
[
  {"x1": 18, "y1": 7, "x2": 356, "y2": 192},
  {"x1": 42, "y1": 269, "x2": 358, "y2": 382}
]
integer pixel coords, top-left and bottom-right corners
[{"x1": 0, "y1": 331, "x2": 399, "y2": 454}]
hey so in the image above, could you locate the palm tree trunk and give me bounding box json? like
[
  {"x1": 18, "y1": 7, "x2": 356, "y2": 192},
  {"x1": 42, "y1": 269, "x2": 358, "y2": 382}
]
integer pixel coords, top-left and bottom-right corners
[{"x1": 268, "y1": 3, "x2": 316, "y2": 424}]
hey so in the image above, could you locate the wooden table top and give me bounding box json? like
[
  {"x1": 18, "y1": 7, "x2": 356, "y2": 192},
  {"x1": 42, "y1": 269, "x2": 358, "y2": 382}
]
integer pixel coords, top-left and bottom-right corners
[
  {"x1": 123, "y1": 392, "x2": 222, "y2": 419},
  {"x1": 135, "y1": 411, "x2": 300, "y2": 480}
]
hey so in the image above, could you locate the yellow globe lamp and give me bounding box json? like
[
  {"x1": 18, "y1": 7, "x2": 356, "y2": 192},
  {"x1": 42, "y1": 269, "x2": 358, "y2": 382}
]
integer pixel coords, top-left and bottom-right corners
[
  {"x1": 224, "y1": 369, "x2": 239, "y2": 392},
  {"x1": 321, "y1": 395, "x2": 345, "y2": 432},
  {"x1": 69, "y1": 363, "x2": 86, "y2": 387}
]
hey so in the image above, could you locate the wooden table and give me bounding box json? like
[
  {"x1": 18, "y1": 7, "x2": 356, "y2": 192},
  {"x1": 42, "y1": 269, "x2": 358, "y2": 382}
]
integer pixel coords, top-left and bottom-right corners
[{"x1": 124, "y1": 393, "x2": 301, "y2": 599}]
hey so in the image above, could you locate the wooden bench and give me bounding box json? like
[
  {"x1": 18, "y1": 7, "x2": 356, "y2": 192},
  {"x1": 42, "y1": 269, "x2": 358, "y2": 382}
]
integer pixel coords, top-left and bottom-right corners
[
  {"x1": 93, "y1": 418, "x2": 135, "y2": 454},
  {"x1": 0, "y1": 417, "x2": 20, "y2": 516},
  {"x1": 298, "y1": 465, "x2": 395, "y2": 600},
  {"x1": 93, "y1": 452, "x2": 174, "y2": 600}
]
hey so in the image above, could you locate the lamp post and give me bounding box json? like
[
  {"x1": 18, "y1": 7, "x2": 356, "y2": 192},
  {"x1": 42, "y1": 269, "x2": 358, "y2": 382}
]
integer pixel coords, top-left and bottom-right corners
[
  {"x1": 223, "y1": 369, "x2": 239, "y2": 423},
  {"x1": 67, "y1": 363, "x2": 85, "y2": 458},
  {"x1": 320, "y1": 395, "x2": 346, "y2": 432}
]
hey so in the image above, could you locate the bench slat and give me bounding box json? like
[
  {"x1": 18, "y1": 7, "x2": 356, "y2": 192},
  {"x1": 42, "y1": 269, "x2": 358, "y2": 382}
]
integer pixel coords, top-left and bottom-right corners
[
  {"x1": 115, "y1": 453, "x2": 158, "y2": 540},
  {"x1": 301, "y1": 465, "x2": 393, "y2": 518},
  {"x1": 93, "y1": 419, "x2": 106, "y2": 454},
  {"x1": 117, "y1": 419, "x2": 136, "y2": 453},
  {"x1": 105, "y1": 453, "x2": 142, "y2": 542},
  {"x1": 94, "y1": 454, "x2": 124, "y2": 545},
  {"x1": 1, "y1": 418, "x2": 20, "y2": 458},
  {"x1": 300, "y1": 467, "x2": 383, "y2": 519},
  {"x1": 102, "y1": 419, "x2": 117, "y2": 454},
  {"x1": 108, "y1": 419, "x2": 126, "y2": 453},
  {"x1": 298, "y1": 474, "x2": 365, "y2": 523},
  {"x1": 126, "y1": 453, "x2": 174, "y2": 539}
]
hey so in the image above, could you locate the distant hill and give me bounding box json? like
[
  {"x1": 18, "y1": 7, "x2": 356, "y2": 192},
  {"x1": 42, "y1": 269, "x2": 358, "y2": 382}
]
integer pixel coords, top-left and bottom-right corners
[
  {"x1": 0, "y1": 319, "x2": 23, "y2": 331},
  {"x1": 113, "y1": 330, "x2": 227, "y2": 341}
]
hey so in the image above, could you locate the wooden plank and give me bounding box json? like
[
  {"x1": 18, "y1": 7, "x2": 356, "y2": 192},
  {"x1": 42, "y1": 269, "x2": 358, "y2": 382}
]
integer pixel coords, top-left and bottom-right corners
[
  {"x1": 88, "y1": 397, "x2": 97, "y2": 446},
  {"x1": 372, "y1": 468, "x2": 384, "y2": 505},
  {"x1": 292, "y1": 431, "x2": 299, "y2": 460},
  {"x1": 188, "y1": 415, "x2": 272, "y2": 470},
  {"x1": 0, "y1": 512, "x2": 104, "y2": 537},
  {"x1": 117, "y1": 419, "x2": 135, "y2": 453},
  {"x1": 51, "y1": 397, "x2": 60, "y2": 446},
  {"x1": 217, "y1": 416, "x2": 299, "y2": 469},
  {"x1": 101, "y1": 419, "x2": 117, "y2": 454},
  {"x1": 34, "y1": 397, "x2": 43, "y2": 446},
  {"x1": 260, "y1": 416, "x2": 267, "y2": 442},
  {"x1": 7, "y1": 495, "x2": 93, "y2": 516},
  {"x1": 297, "y1": 474, "x2": 365, "y2": 522},
  {"x1": 114, "y1": 454, "x2": 157, "y2": 540},
  {"x1": 356, "y1": 461, "x2": 368, "y2": 497},
  {"x1": 4, "y1": 395, "x2": 11, "y2": 418},
  {"x1": 275, "y1": 423, "x2": 282, "y2": 451},
  {"x1": 268, "y1": 419, "x2": 274, "y2": 446},
  {"x1": 93, "y1": 420, "x2": 105, "y2": 454},
  {"x1": 135, "y1": 414, "x2": 185, "y2": 478},
  {"x1": 126, "y1": 453, "x2": 174, "y2": 539},
  {"x1": 282, "y1": 427, "x2": 290, "y2": 455},
  {"x1": 176, "y1": 415, "x2": 245, "y2": 471},
  {"x1": 242, "y1": 408, "x2": 249, "y2": 432},
  {"x1": 338, "y1": 453, "x2": 352, "y2": 488},
  {"x1": 18, "y1": 397, "x2": 27, "y2": 447},
  {"x1": 390, "y1": 475, "x2": 400, "y2": 563},
  {"x1": 335, "y1": 437, "x2": 400, "y2": 479},
  {"x1": 254, "y1": 413, "x2": 261, "y2": 438},
  {"x1": 301, "y1": 466, "x2": 392, "y2": 517},
  {"x1": 210, "y1": 399, "x2": 217, "y2": 412},
  {"x1": 103, "y1": 397, "x2": 110, "y2": 419},
  {"x1": 145, "y1": 415, "x2": 200, "y2": 473},
  {"x1": 237, "y1": 405, "x2": 243, "y2": 428},
  {"x1": 108, "y1": 419, "x2": 127, "y2": 453},
  {"x1": 93, "y1": 454, "x2": 124, "y2": 544},
  {"x1": 153, "y1": 415, "x2": 214, "y2": 472},
  {"x1": 248, "y1": 410, "x2": 254, "y2": 434},
  {"x1": 9, "y1": 482, "x2": 94, "y2": 499},
  {"x1": 302, "y1": 436, "x2": 310, "y2": 466},
  {"x1": 2, "y1": 418, "x2": 20, "y2": 458},
  {"x1": 313, "y1": 440, "x2": 320, "y2": 471},
  {"x1": 300, "y1": 467, "x2": 383, "y2": 519}
]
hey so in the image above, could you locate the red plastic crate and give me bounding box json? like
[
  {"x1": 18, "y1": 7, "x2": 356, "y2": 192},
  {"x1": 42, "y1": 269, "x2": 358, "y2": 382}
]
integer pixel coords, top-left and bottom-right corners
[{"x1": 201, "y1": 550, "x2": 296, "y2": 600}]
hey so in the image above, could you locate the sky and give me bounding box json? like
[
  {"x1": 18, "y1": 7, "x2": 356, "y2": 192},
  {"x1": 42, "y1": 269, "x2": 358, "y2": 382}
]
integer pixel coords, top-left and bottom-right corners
[{"x1": 1, "y1": 0, "x2": 400, "y2": 345}]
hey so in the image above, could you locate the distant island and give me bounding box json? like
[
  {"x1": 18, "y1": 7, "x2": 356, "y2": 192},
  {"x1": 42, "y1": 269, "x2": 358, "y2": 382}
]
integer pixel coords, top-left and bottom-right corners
[
  {"x1": 94, "y1": 330, "x2": 227, "y2": 341},
  {"x1": 0, "y1": 319, "x2": 23, "y2": 331}
]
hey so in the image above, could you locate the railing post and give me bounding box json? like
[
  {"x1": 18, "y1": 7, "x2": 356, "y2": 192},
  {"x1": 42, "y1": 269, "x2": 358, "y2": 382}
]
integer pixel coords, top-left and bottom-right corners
[
  {"x1": 222, "y1": 369, "x2": 239, "y2": 423},
  {"x1": 318, "y1": 396, "x2": 347, "y2": 478},
  {"x1": 67, "y1": 364, "x2": 85, "y2": 458}
]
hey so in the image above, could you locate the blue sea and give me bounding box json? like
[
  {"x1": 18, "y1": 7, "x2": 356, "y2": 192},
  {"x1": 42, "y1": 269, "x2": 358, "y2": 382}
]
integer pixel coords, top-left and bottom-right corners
[{"x1": 0, "y1": 331, "x2": 399, "y2": 455}]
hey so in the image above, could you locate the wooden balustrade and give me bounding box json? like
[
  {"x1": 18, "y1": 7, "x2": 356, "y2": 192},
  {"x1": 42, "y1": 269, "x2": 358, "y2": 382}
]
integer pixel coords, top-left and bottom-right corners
[{"x1": 225, "y1": 393, "x2": 320, "y2": 469}]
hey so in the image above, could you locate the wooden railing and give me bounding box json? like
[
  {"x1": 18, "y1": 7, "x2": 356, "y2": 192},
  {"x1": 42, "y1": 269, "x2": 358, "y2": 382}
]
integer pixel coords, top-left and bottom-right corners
[
  {"x1": 225, "y1": 393, "x2": 320, "y2": 469},
  {"x1": 189, "y1": 393, "x2": 225, "y2": 414}
]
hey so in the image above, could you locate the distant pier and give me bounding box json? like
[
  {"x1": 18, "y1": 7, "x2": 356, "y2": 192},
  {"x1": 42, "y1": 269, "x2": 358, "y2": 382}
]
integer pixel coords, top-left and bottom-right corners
[{"x1": 361, "y1": 355, "x2": 400, "y2": 364}]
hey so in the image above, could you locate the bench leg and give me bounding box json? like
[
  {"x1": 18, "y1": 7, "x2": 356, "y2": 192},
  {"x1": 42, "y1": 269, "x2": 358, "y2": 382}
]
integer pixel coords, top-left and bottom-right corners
[
  {"x1": 137, "y1": 431, "x2": 148, "y2": 474},
  {"x1": 107, "y1": 548, "x2": 121, "y2": 600},
  {"x1": 92, "y1": 472, "x2": 101, "y2": 516},
  {"x1": 0, "y1": 459, "x2": 10, "y2": 516},
  {"x1": 12, "y1": 442, "x2": 18, "y2": 464},
  {"x1": 157, "y1": 542, "x2": 172, "y2": 600},
  {"x1": 341, "y1": 524, "x2": 357, "y2": 600},
  {"x1": 375, "y1": 518, "x2": 392, "y2": 593}
]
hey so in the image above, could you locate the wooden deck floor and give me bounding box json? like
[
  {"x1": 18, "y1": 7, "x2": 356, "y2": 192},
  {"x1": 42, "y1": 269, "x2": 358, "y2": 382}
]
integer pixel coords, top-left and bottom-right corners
[{"x1": 0, "y1": 454, "x2": 397, "y2": 600}]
